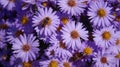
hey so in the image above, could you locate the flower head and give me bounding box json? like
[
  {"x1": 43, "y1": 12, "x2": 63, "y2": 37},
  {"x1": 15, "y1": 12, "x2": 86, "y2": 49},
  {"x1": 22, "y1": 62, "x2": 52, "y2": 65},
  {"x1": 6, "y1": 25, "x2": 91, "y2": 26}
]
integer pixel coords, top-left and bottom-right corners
[
  {"x1": 12, "y1": 34, "x2": 39, "y2": 62},
  {"x1": 61, "y1": 21, "x2": 88, "y2": 50},
  {"x1": 32, "y1": 8, "x2": 60, "y2": 37},
  {"x1": 88, "y1": 1, "x2": 114, "y2": 27},
  {"x1": 93, "y1": 26, "x2": 116, "y2": 49},
  {"x1": 58, "y1": 0, "x2": 86, "y2": 16}
]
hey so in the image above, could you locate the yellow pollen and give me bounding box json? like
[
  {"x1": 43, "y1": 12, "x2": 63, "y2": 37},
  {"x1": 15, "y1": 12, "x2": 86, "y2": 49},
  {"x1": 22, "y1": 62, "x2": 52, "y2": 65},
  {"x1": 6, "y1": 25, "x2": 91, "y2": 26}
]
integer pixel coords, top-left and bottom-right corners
[
  {"x1": 40, "y1": 17, "x2": 52, "y2": 27},
  {"x1": 61, "y1": 17, "x2": 69, "y2": 25},
  {"x1": 83, "y1": 47, "x2": 92, "y2": 55},
  {"x1": 23, "y1": 62, "x2": 32, "y2": 67},
  {"x1": 63, "y1": 62, "x2": 70, "y2": 67},
  {"x1": 67, "y1": 0, "x2": 76, "y2": 7},
  {"x1": 59, "y1": 41, "x2": 66, "y2": 49},
  {"x1": 21, "y1": 16, "x2": 29, "y2": 25},
  {"x1": 116, "y1": 38, "x2": 120, "y2": 45},
  {"x1": 71, "y1": 30, "x2": 79, "y2": 39},
  {"x1": 22, "y1": 44, "x2": 30, "y2": 52},
  {"x1": 97, "y1": 9, "x2": 106, "y2": 17},
  {"x1": 49, "y1": 60, "x2": 58, "y2": 67},
  {"x1": 41, "y1": 2, "x2": 48, "y2": 7},
  {"x1": 102, "y1": 31, "x2": 111, "y2": 40},
  {"x1": 15, "y1": 30, "x2": 23, "y2": 37},
  {"x1": 115, "y1": 52, "x2": 120, "y2": 58},
  {"x1": 100, "y1": 57, "x2": 107, "y2": 64}
]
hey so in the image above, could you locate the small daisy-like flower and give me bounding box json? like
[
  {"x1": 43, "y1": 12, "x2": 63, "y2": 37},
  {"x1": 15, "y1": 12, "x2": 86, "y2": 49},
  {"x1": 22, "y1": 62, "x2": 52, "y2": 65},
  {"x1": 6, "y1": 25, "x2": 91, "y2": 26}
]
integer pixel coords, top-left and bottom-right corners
[
  {"x1": 58, "y1": 0, "x2": 86, "y2": 16},
  {"x1": 0, "y1": 19, "x2": 11, "y2": 30},
  {"x1": 49, "y1": 34, "x2": 72, "y2": 59},
  {"x1": 12, "y1": 34, "x2": 39, "y2": 62},
  {"x1": 18, "y1": 12, "x2": 34, "y2": 34},
  {"x1": 61, "y1": 21, "x2": 88, "y2": 49},
  {"x1": 45, "y1": 46, "x2": 56, "y2": 59},
  {"x1": 39, "y1": 59, "x2": 60, "y2": 67},
  {"x1": 6, "y1": 19, "x2": 24, "y2": 43},
  {"x1": 108, "y1": 31, "x2": 120, "y2": 54},
  {"x1": 87, "y1": 1, "x2": 114, "y2": 27},
  {"x1": 32, "y1": 8, "x2": 60, "y2": 37},
  {"x1": 0, "y1": 0, "x2": 16, "y2": 10},
  {"x1": 93, "y1": 52, "x2": 116, "y2": 67},
  {"x1": 0, "y1": 30, "x2": 6, "y2": 48},
  {"x1": 112, "y1": 12, "x2": 120, "y2": 29},
  {"x1": 93, "y1": 26, "x2": 115, "y2": 49}
]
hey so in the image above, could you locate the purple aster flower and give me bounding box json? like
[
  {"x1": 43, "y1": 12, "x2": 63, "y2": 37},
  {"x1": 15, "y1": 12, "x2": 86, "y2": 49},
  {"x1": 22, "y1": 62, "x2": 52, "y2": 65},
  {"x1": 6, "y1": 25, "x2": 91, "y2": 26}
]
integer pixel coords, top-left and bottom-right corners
[
  {"x1": 0, "y1": 19, "x2": 11, "y2": 30},
  {"x1": 45, "y1": 45, "x2": 57, "y2": 59},
  {"x1": 12, "y1": 34, "x2": 39, "y2": 62},
  {"x1": 93, "y1": 26, "x2": 116, "y2": 49},
  {"x1": 93, "y1": 52, "x2": 116, "y2": 67},
  {"x1": 112, "y1": 11, "x2": 120, "y2": 30},
  {"x1": 58, "y1": 0, "x2": 87, "y2": 16},
  {"x1": 49, "y1": 34, "x2": 72, "y2": 59},
  {"x1": 87, "y1": 0, "x2": 114, "y2": 28},
  {"x1": 6, "y1": 19, "x2": 24, "y2": 43},
  {"x1": 32, "y1": 8, "x2": 60, "y2": 37},
  {"x1": 61, "y1": 21, "x2": 88, "y2": 50},
  {"x1": 108, "y1": 31, "x2": 120, "y2": 54},
  {"x1": 17, "y1": 11, "x2": 34, "y2": 34}
]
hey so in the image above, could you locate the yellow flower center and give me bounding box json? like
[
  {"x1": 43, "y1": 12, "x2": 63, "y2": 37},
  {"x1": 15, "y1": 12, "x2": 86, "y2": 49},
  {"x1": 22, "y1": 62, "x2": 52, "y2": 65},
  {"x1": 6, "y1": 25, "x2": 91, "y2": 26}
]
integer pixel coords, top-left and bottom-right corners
[
  {"x1": 61, "y1": 17, "x2": 69, "y2": 25},
  {"x1": 63, "y1": 62, "x2": 70, "y2": 67},
  {"x1": 83, "y1": 47, "x2": 92, "y2": 55},
  {"x1": 59, "y1": 41, "x2": 66, "y2": 49},
  {"x1": 102, "y1": 31, "x2": 111, "y2": 40},
  {"x1": 67, "y1": 0, "x2": 76, "y2": 7},
  {"x1": 41, "y1": 1, "x2": 48, "y2": 7},
  {"x1": 15, "y1": 30, "x2": 23, "y2": 37},
  {"x1": 21, "y1": 16, "x2": 29, "y2": 25},
  {"x1": 116, "y1": 38, "x2": 120, "y2": 45},
  {"x1": 71, "y1": 30, "x2": 79, "y2": 39},
  {"x1": 40, "y1": 17, "x2": 52, "y2": 27},
  {"x1": 97, "y1": 8, "x2": 106, "y2": 17},
  {"x1": 22, "y1": 44, "x2": 30, "y2": 52},
  {"x1": 115, "y1": 52, "x2": 120, "y2": 58},
  {"x1": 49, "y1": 60, "x2": 58, "y2": 67},
  {"x1": 23, "y1": 62, "x2": 32, "y2": 67},
  {"x1": 100, "y1": 57, "x2": 107, "y2": 64}
]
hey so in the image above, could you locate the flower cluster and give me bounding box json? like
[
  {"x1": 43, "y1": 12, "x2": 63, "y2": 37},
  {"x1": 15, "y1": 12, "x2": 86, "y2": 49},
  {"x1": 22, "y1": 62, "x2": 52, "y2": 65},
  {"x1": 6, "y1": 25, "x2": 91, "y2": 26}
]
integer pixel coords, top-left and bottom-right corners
[{"x1": 0, "y1": 0, "x2": 120, "y2": 67}]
